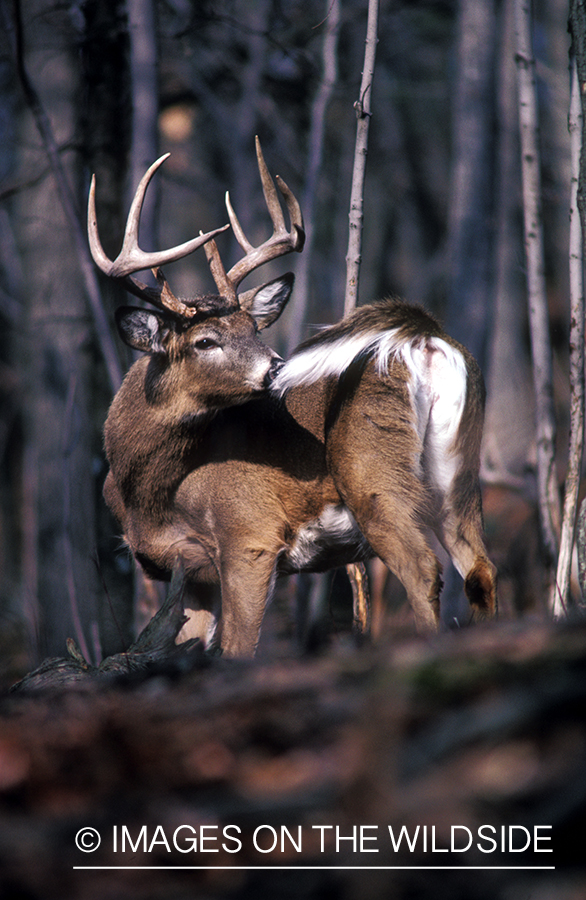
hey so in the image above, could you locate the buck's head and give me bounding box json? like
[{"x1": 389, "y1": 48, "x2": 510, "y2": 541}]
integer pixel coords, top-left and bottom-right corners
[
  {"x1": 88, "y1": 138, "x2": 304, "y2": 406},
  {"x1": 113, "y1": 278, "x2": 292, "y2": 407}
]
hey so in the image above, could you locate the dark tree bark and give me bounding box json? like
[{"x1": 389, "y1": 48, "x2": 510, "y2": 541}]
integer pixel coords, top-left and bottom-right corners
[
  {"x1": 444, "y1": 0, "x2": 497, "y2": 371},
  {"x1": 4, "y1": 0, "x2": 129, "y2": 661},
  {"x1": 483, "y1": 0, "x2": 535, "y2": 489}
]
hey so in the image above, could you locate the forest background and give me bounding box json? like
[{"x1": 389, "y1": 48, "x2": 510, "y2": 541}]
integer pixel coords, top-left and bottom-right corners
[{"x1": 0, "y1": 0, "x2": 577, "y2": 680}]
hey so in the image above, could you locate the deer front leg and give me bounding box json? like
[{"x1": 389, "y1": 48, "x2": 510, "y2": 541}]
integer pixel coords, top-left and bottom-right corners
[
  {"x1": 176, "y1": 580, "x2": 222, "y2": 648},
  {"x1": 217, "y1": 547, "x2": 281, "y2": 657}
]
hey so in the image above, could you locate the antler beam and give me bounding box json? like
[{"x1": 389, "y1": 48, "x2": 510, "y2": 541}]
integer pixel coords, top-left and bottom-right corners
[
  {"x1": 88, "y1": 154, "x2": 229, "y2": 317},
  {"x1": 202, "y1": 137, "x2": 305, "y2": 304}
]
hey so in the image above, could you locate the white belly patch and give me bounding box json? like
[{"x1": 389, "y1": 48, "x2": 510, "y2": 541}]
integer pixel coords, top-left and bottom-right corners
[{"x1": 283, "y1": 503, "x2": 369, "y2": 572}]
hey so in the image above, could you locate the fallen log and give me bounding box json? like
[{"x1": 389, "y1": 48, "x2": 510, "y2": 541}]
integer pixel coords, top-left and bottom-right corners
[{"x1": 11, "y1": 566, "x2": 204, "y2": 692}]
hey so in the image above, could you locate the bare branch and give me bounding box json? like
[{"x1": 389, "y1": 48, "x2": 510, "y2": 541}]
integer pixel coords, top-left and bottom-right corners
[{"x1": 344, "y1": 0, "x2": 379, "y2": 315}]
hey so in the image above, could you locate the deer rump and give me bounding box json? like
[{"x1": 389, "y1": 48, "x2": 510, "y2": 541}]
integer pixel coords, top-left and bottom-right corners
[
  {"x1": 105, "y1": 298, "x2": 495, "y2": 657},
  {"x1": 272, "y1": 298, "x2": 477, "y2": 576}
]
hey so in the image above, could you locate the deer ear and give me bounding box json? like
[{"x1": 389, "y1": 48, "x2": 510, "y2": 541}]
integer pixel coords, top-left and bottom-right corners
[
  {"x1": 238, "y1": 273, "x2": 294, "y2": 330},
  {"x1": 115, "y1": 307, "x2": 171, "y2": 353}
]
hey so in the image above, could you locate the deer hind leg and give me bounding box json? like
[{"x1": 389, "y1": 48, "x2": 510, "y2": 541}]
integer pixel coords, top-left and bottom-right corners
[
  {"x1": 433, "y1": 489, "x2": 497, "y2": 622},
  {"x1": 416, "y1": 342, "x2": 497, "y2": 622},
  {"x1": 176, "y1": 549, "x2": 279, "y2": 657},
  {"x1": 328, "y1": 431, "x2": 442, "y2": 629},
  {"x1": 354, "y1": 493, "x2": 442, "y2": 631}
]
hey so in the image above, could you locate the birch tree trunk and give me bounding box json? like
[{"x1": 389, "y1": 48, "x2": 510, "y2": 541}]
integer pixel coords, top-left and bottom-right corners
[
  {"x1": 554, "y1": 55, "x2": 584, "y2": 613},
  {"x1": 484, "y1": 0, "x2": 534, "y2": 488},
  {"x1": 568, "y1": 0, "x2": 586, "y2": 608},
  {"x1": 514, "y1": 0, "x2": 561, "y2": 601}
]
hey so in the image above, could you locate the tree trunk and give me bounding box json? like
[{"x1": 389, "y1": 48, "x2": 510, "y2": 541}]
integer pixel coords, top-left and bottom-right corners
[
  {"x1": 567, "y1": 0, "x2": 586, "y2": 610},
  {"x1": 12, "y1": 8, "x2": 100, "y2": 659},
  {"x1": 444, "y1": 0, "x2": 497, "y2": 371},
  {"x1": 484, "y1": 0, "x2": 535, "y2": 488},
  {"x1": 287, "y1": 0, "x2": 340, "y2": 352},
  {"x1": 127, "y1": 0, "x2": 160, "y2": 251},
  {"x1": 514, "y1": 0, "x2": 561, "y2": 601}
]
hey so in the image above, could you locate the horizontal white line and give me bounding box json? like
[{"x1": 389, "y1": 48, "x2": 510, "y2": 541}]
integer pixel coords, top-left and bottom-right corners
[{"x1": 73, "y1": 866, "x2": 556, "y2": 871}]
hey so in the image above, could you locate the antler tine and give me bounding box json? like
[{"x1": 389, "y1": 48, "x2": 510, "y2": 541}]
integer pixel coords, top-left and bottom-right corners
[
  {"x1": 88, "y1": 155, "x2": 229, "y2": 316},
  {"x1": 221, "y1": 137, "x2": 305, "y2": 292},
  {"x1": 274, "y1": 173, "x2": 304, "y2": 242},
  {"x1": 253, "y1": 135, "x2": 287, "y2": 237},
  {"x1": 88, "y1": 174, "x2": 116, "y2": 274},
  {"x1": 224, "y1": 138, "x2": 285, "y2": 254},
  {"x1": 203, "y1": 237, "x2": 238, "y2": 306},
  {"x1": 225, "y1": 191, "x2": 254, "y2": 254}
]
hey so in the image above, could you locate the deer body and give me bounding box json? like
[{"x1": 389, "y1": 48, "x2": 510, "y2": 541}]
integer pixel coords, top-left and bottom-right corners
[{"x1": 90, "y1": 143, "x2": 496, "y2": 657}]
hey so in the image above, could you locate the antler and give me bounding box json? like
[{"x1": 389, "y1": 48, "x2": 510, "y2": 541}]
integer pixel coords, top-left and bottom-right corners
[
  {"x1": 88, "y1": 142, "x2": 304, "y2": 315},
  {"x1": 203, "y1": 137, "x2": 305, "y2": 304},
  {"x1": 88, "y1": 154, "x2": 230, "y2": 318}
]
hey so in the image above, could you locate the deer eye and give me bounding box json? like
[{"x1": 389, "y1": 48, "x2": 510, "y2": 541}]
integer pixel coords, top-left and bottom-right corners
[{"x1": 194, "y1": 337, "x2": 219, "y2": 351}]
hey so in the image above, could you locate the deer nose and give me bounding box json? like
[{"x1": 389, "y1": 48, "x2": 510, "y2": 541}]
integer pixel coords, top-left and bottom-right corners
[{"x1": 264, "y1": 356, "x2": 285, "y2": 388}]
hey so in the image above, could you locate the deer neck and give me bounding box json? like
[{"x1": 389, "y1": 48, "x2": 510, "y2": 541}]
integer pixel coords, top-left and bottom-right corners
[{"x1": 104, "y1": 356, "x2": 215, "y2": 521}]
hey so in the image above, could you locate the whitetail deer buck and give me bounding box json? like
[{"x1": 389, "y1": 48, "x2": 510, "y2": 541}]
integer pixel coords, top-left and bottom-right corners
[{"x1": 89, "y1": 139, "x2": 496, "y2": 657}]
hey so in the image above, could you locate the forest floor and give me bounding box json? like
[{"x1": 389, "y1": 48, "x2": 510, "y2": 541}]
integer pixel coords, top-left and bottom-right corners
[{"x1": 0, "y1": 594, "x2": 585, "y2": 900}]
